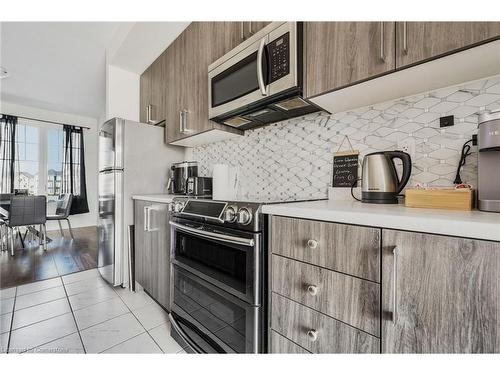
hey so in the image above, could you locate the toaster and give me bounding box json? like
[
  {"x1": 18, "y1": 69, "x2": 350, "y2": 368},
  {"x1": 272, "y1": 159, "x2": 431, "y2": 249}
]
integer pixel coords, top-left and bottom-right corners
[{"x1": 186, "y1": 177, "x2": 213, "y2": 197}]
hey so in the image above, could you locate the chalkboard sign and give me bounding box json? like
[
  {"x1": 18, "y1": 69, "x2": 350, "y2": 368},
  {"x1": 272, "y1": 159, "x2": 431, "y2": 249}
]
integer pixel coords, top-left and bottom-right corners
[{"x1": 332, "y1": 152, "x2": 359, "y2": 187}]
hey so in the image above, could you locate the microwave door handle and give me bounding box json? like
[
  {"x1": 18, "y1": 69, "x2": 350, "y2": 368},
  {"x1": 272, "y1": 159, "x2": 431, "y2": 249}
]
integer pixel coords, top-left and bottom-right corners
[
  {"x1": 169, "y1": 221, "x2": 255, "y2": 247},
  {"x1": 257, "y1": 37, "x2": 268, "y2": 96}
]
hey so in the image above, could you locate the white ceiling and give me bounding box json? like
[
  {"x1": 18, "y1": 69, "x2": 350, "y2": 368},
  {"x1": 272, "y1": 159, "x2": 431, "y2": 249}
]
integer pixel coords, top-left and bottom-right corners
[{"x1": 0, "y1": 22, "x2": 124, "y2": 118}]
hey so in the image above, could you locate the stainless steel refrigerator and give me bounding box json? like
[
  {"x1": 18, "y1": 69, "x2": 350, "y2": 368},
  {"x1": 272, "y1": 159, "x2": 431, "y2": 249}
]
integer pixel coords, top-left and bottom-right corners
[{"x1": 98, "y1": 118, "x2": 183, "y2": 287}]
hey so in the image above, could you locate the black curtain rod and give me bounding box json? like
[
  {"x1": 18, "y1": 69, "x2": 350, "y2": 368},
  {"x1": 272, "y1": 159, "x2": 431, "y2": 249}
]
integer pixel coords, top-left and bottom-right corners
[{"x1": 2, "y1": 113, "x2": 91, "y2": 130}]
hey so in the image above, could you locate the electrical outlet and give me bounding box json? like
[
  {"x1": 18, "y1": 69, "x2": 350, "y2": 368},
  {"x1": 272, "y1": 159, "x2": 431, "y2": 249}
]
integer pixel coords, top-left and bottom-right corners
[
  {"x1": 440, "y1": 115, "x2": 454, "y2": 127},
  {"x1": 397, "y1": 138, "x2": 416, "y2": 160}
]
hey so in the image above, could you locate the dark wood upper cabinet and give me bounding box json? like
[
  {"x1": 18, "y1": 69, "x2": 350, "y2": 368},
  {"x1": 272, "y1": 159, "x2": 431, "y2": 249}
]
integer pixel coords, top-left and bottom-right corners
[
  {"x1": 143, "y1": 21, "x2": 500, "y2": 138},
  {"x1": 139, "y1": 65, "x2": 152, "y2": 124},
  {"x1": 396, "y1": 22, "x2": 500, "y2": 68},
  {"x1": 382, "y1": 230, "x2": 500, "y2": 353},
  {"x1": 209, "y1": 22, "x2": 241, "y2": 63},
  {"x1": 164, "y1": 36, "x2": 182, "y2": 143},
  {"x1": 304, "y1": 22, "x2": 396, "y2": 98},
  {"x1": 139, "y1": 54, "x2": 166, "y2": 125},
  {"x1": 163, "y1": 22, "x2": 242, "y2": 144},
  {"x1": 221, "y1": 21, "x2": 271, "y2": 51}
]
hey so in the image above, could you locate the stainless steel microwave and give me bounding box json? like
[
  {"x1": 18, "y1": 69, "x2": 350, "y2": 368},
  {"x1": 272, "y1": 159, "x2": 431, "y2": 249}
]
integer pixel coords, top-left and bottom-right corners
[{"x1": 208, "y1": 22, "x2": 322, "y2": 130}]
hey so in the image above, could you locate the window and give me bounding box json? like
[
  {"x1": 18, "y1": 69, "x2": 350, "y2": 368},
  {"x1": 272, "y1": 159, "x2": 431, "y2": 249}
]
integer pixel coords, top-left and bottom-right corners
[
  {"x1": 14, "y1": 123, "x2": 40, "y2": 195},
  {"x1": 1, "y1": 118, "x2": 66, "y2": 214}
]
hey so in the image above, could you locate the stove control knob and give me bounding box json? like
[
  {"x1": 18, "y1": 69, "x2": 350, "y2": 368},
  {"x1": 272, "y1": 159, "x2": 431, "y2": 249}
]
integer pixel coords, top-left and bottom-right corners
[
  {"x1": 237, "y1": 208, "x2": 252, "y2": 225},
  {"x1": 224, "y1": 207, "x2": 237, "y2": 223},
  {"x1": 173, "y1": 201, "x2": 184, "y2": 213}
]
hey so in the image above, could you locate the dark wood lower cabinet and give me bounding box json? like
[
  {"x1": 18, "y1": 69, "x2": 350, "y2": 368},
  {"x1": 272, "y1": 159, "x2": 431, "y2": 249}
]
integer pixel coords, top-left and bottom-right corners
[
  {"x1": 270, "y1": 330, "x2": 310, "y2": 354},
  {"x1": 269, "y1": 215, "x2": 500, "y2": 354},
  {"x1": 134, "y1": 200, "x2": 170, "y2": 310},
  {"x1": 382, "y1": 230, "x2": 500, "y2": 353},
  {"x1": 271, "y1": 216, "x2": 381, "y2": 282},
  {"x1": 271, "y1": 255, "x2": 380, "y2": 336},
  {"x1": 271, "y1": 293, "x2": 380, "y2": 353}
]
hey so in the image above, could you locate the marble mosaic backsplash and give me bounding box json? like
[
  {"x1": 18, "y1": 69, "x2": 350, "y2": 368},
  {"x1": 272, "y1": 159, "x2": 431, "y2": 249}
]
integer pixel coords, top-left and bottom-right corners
[{"x1": 193, "y1": 75, "x2": 500, "y2": 201}]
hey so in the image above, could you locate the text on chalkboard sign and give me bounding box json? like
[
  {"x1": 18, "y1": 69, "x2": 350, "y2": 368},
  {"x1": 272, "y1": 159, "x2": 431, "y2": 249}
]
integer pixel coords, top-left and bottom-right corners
[{"x1": 332, "y1": 152, "x2": 359, "y2": 188}]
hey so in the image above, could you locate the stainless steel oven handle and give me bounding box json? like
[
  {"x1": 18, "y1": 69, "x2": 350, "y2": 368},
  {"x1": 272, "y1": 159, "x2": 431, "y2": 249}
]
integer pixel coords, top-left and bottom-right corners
[
  {"x1": 168, "y1": 314, "x2": 203, "y2": 353},
  {"x1": 257, "y1": 37, "x2": 268, "y2": 96},
  {"x1": 170, "y1": 221, "x2": 255, "y2": 247}
]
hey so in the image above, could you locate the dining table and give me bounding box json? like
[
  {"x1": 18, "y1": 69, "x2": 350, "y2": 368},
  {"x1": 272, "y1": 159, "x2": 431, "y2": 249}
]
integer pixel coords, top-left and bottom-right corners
[{"x1": 0, "y1": 198, "x2": 52, "y2": 245}]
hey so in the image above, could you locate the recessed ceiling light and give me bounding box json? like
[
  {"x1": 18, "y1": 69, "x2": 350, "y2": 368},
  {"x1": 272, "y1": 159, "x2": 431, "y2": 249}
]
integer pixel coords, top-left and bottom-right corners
[{"x1": 0, "y1": 67, "x2": 9, "y2": 79}]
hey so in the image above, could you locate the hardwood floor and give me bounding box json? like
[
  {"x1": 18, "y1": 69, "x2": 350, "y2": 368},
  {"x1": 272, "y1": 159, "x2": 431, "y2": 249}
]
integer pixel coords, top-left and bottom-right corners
[{"x1": 0, "y1": 226, "x2": 98, "y2": 289}]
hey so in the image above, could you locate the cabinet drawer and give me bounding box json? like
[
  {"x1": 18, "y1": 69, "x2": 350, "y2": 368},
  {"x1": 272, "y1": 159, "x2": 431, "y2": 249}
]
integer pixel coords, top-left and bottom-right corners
[
  {"x1": 272, "y1": 255, "x2": 380, "y2": 336},
  {"x1": 270, "y1": 330, "x2": 310, "y2": 354},
  {"x1": 271, "y1": 216, "x2": 380, "y2": 281},
  {"x1": 271, "y1": 293, "x2": 380, "y2": 353}
]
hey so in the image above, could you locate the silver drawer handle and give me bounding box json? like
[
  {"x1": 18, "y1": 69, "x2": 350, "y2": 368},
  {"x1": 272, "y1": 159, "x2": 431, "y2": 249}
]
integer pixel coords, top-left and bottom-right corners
[
  {"x1": 307, "y1": 329, "x2": 318, "y2": 342},
  {"x1": 307, "y1": 285, "x2": 318, "y2": 296},
  {"x1": 306, "y1": 239, "x2": 318, "y2": 249},
  {"x1": 393, "y1": 246, "x2": 399, "y2": 324}
]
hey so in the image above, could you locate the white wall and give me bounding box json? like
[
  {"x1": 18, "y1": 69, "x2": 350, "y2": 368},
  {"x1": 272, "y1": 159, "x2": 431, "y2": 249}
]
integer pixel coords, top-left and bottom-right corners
[
  {"x1": 105, "y1": 64, "x2": 139, "y2": 121},
  {"x1": 0, "y1": 100, "x2": 99, "y2": 230}
]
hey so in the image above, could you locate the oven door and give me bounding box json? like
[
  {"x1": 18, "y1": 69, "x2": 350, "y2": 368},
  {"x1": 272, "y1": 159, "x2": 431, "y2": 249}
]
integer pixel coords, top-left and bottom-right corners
[
  {"x1": 170, "y1": 218, "x2": 260, "y2": 305},
  {"x1": 170, "y1": 265, "x2": 261, "y2": 353}
]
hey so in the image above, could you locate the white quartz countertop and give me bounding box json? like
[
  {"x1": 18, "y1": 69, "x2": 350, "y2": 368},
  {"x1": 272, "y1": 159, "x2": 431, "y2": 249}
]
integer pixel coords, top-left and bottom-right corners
[
  {"x1": 262, "y1": 200, "x2": 500, "y2": 241},
  {"x1": 131, "y1": 194, "x2": 177, "y2": 204}
]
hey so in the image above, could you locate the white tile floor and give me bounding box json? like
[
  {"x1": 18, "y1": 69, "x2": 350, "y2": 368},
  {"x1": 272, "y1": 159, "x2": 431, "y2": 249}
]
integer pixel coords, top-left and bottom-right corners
[{"x1": 0, "y1": 269, "x2": 187, "y2": 354}]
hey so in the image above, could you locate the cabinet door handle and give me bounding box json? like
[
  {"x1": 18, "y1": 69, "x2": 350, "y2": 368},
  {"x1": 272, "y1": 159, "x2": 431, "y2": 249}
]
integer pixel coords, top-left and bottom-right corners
[
  {"x1": 379, "y1": 22, "x2": 385, "y2": 62},
  {"x1": 147, "y1": 206, "x2": 158, "y2": 231},
  {"x1": 144, "y1": 206, "x2": 149, "y2": 231},
  {"x1": 182, "y1": 109, "x2": 192, "y2": 133},
  {"x1": 240, "y1": 21, "x2": 245, "y2": 40},
  {"x1": 403, "y1": 22, "x2": 408, "y2": 55},
  {"x1": 306, "y1": 239, "x2": 318, "y2": 249},
  {"x1": 179, "y1": 110, "x2": 184, "y2": 134},
  {"x1": 146, "y1": 104, "x2": 159, "y2": 125},
  {"x1": 307, "y1": 329, "x2": 318, "y2": 342},
  {"x1": 307, "y1": 285, "x2": 318, "y2": 296},
  {"x1": 249, "y1": 22, "x2": 253, "y2": 35},
  {"x1": 392, "y1": 246, "x2": 399, "y2": 324}
]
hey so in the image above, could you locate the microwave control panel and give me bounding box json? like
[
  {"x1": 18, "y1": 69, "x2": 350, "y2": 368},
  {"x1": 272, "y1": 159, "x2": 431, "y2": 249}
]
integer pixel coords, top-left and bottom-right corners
[{"x1": 268, "y1": 32, "x2": 290, "y2": 83}]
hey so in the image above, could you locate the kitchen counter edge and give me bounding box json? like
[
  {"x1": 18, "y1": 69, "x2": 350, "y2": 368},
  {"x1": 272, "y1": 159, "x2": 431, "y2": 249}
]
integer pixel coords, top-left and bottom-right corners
[
  {"x1": 131, "y1": 194, "x2": 177, "y2": 204},
  {"x1": 262, "y1": 200, "x2": 500, "y2": 242}
]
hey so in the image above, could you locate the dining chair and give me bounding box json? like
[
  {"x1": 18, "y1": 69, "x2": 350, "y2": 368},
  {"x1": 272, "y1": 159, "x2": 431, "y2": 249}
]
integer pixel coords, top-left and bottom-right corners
[
  {"x1": 0, "y1": 216, "x2": 6, "y2": 252},
  {"x1": 4, "y1": 195, "x2": 47, "y2": 256},
  {"x1": 47, "y1": 194, "x2": 74, "y2": 239},
  {"x1": 0, "y1": 193, "x2": 13, "y2": 252}
]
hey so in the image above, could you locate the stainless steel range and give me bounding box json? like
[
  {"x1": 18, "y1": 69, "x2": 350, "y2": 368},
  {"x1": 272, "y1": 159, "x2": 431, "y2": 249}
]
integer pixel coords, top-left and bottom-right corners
[{"x1": 168, "y1": 197, "x2": 268, "y2": 353}]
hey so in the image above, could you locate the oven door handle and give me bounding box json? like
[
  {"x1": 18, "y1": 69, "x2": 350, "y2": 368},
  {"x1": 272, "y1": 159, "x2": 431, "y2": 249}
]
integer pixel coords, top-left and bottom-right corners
[
  {"x1": 169, "y1": 313, "x2": 203, "y2": 354},
  {"x1": 170, "y1": 221, "x2": 255, "y2": 247}
]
